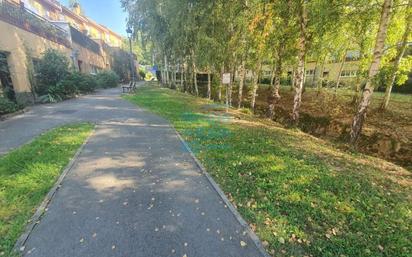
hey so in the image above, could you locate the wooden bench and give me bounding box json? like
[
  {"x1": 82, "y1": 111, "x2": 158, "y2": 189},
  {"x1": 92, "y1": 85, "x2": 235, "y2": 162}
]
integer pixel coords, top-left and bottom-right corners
[{"x1": 122, "y1": 81, "x2": 135, "y2": 93}]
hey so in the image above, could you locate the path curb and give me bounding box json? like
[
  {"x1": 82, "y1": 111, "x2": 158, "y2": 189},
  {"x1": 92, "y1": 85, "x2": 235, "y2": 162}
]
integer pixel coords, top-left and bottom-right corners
[
  {"x1": 0, "y1": 107, "x2": 30, "y2": 121},
  {"x1": 173, "y1": 129, "x2": 271, "y2": 257},
  {"x1": 13, "y1": 127, "x2": 96, "y2": 254}
]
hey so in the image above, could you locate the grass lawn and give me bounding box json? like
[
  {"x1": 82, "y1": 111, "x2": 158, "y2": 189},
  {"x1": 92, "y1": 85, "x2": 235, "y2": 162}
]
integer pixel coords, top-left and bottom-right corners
[
  {"x1": 0, "y1": 123, "x2": 94, "y2": 256},
  {"x1": 125, "y1": 85, "x2": 411, "y2": 257}
]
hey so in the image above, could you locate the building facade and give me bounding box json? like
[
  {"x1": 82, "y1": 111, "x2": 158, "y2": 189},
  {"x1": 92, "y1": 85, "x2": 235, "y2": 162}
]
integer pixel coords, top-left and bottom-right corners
[{"x1": 0, "y1": 0, "x2": 125, "y2": 104}]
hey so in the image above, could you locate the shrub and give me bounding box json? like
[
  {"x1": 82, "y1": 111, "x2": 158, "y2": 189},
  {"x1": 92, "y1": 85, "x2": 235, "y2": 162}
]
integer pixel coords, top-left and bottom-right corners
[
  {"x1": 111, "y1": 50, "x2": 131, "y2": 81},
  {"x1": 139, "y1": 68, "x2": 146, "y2": 79},
  {"x1": 62, "y1": 72, "x2": 97, "y2": 94},
  {"x1": 96, "y1": 70, "x2": 120, "y2": 88},
  {"x1": 39, "y1": 86, "x2": 63, "y2": 103},
  {"x1": 0, "y1": 97, "x2": 20, "y2": 115},
  {"x1": 35, "y1": 49, "x2": 70, "y2": 95}
]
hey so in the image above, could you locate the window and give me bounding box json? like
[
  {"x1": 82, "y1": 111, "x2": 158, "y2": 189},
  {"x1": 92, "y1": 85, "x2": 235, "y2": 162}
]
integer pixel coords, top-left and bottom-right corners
[
  {"x1": 31, "y1": 58, "x2": 41, "y2": 76},
  {"x1": 305, "y1": 69, "x2": 315, "y2": 76},
  {"x1": 345, "y1": 50, "x2": 360, "y2": 61},
  {"x1": 340, "y1": 70, "x2": 357, "y2": 78},
  {"x1": 263, "y1": 70, "x2": 271, "y2": 77}
]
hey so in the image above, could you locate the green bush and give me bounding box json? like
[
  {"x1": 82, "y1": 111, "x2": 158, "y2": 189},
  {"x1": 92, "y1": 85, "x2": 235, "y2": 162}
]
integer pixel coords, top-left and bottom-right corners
[
  {"x1": 139, "y1": 69, "x2": 146, "y2": 79},
  {"x1": 0, "y1": 97, "x2": 19, "y2": 115},
  {"x1": 61, "y1": 72, "x2": 97, "y2": 94},
  {"x1": 39, "y1": 86, "x2": 63, "y2": 103},
  {"x1": 96, "y1": 70, "x2": 120, "y2": 88},
  {"x1": 111, "y1": 50, "x2": 131, "y2": 82},
  {"x1": 35, "y1": 49, "x2": 70, "y2": 95}
]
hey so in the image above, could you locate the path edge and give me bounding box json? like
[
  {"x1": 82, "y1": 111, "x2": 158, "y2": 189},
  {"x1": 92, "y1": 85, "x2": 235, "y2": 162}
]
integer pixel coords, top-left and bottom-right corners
[
  {"x1": 173, "y1": 129, "x2": 271, "y2": 257},
  {"x1": 13, "y1": 126, "x2": 96, "y2": 254}
]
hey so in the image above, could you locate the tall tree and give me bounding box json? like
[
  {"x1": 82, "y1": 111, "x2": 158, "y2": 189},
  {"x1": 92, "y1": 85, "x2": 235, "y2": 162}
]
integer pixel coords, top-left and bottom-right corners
[
  {"x1": 350, "y1": 0, "x2": 394, "y2": 144},
  {"x1": 381, "y1": 0, "x2": 412, "y2": 110},
  {"x1": 291, "y1": 0, "x2": 308, "y2": 122}
]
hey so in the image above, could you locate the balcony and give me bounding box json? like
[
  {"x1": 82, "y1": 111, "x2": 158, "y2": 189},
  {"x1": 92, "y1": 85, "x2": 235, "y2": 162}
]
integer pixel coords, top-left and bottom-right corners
[
  {"x1": 70, "y1": 26, "x2": 101, "y2": 54},
  {"x1": 0, "y1": 0, "x2": 71, "y2": 48}
]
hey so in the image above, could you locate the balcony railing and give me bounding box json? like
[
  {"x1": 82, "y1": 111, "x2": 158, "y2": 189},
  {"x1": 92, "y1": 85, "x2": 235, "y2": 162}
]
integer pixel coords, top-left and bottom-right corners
[
  {"x1": 70, "y1": 26, "x2": 101, "y2": 54},
  {"x1": 0, "y1": 0, "x2": 71, "y2": 48}
]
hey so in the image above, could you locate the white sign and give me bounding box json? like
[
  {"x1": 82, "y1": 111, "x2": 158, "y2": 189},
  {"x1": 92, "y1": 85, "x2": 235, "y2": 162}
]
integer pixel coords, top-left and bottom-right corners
[{"x1": 222, "y1": 73, "x2": 231, "y2": 84}]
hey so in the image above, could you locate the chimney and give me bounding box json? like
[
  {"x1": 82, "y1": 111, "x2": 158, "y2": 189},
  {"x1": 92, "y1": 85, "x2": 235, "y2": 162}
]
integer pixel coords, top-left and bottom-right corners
[{"x1": 73, "y1": 3, "x2": 81, "y2": 16}]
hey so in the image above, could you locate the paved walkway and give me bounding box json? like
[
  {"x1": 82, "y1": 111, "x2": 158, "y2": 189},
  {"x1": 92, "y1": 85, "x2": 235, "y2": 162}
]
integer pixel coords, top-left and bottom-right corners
[{"x1": 1, "y1": 87, "x2": 266, "y2": 257}]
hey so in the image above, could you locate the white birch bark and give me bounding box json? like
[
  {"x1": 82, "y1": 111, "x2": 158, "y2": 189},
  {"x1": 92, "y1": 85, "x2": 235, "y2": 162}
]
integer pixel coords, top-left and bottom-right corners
[
  {"x1": 250, "y1": 62, "x2": 261, "y2": 110},
  {"x1": 335, "y1": 50, "x2": 347, "y2": 95},
  {"x1": 381, "y1": 0, "x2": 411, "y2": 110},
  {"x1": 238, "y1": 61, "x2": 246, "y2": 108},
  {"x1": 292, "y1": 2, "x2": 308, "y2": 123},
  {"x1": 350, "y1": 0, "x2": 393, "y2": 144}
]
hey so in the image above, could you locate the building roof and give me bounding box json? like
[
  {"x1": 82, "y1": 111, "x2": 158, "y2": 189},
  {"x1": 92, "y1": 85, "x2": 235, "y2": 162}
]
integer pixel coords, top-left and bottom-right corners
[{"x1": 58, "y1": 0, "x2": 122, "y2": 39}]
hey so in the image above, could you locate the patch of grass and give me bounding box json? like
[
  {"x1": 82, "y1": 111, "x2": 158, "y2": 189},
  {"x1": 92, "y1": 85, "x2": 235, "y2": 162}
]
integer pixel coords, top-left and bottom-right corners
[
  {"x1": 0, "y1": 123, "x2": 94, "y2": 256},
  {"x1": 125, "y1": 85, "x2": 411, "y2": 257}
]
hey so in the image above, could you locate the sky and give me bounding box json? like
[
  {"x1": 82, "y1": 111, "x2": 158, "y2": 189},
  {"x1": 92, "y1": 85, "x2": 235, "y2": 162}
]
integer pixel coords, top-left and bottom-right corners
[{"x1": 60, "y1": 0, "x2": 128, "y2": 36}]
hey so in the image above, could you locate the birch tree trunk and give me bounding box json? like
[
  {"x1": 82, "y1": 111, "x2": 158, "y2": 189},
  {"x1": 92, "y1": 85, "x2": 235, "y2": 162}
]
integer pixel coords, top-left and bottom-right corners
[
  {"x1": 184, "y1": 62, "x2": 188, "y2": 93},
  {"x1": 250, "y1": 62, "x2": 261, "y2": 110},
  {"x1": 180, "y1": 63, "x2": 184, "y2": 91},
  {"x1": 191, "y1": 50, "x2": 199, "y2": 96},
  {"x1": 350, "y1": 0, "x2": 393, "y2": 144},
  {"x1": 164, "y1": 55, "x2": 169, "y2": 87},
  {"x1": 311, "y1": 60, "x2": 318, "y2": 86},
  {"x1": 228, "y1": 67, "x2": 235, "y2": 107},
  {"x1": 335, "y1": 50, "x2": 347, "y2": 95},
  {"x1": 170, "y1": 63, "x2": 175, "y2": 89},
  {"x1": 292, "y1": 2, "x2": 308, "y2": 123},
  {"x1": 381, "y1": 0, "x2": 411, "y2": 110},
  {"x1": 174, "y1": 65, "x2": 177, "y2": 89},
  {"x1": 316, "y1": 56, "x2": 327, "y2": 95},
  {"x1": 218, "y1": 64, "x2": 224, "y2": 102},
  {"x1": 207, "y1": 67, "x2": 212, "y2": 100},
  {"x1": 238, "y1": 60, "x2": 246, "y2": 108},
  {"x1": 268, "y1": 57, "x2": 282, "y2": 118},
  {"x1": 160, "y1": 70, "x2": 164, "y2": 85},
  {"x1": 193, "y1": 67, "x2": 199, "y2": 96},
  {"x1": 270, "y1": 65, "x2": 276, "y2": 87},
  {"x1": 351, "y1": 47, "x2": 366, "y2": 105}
]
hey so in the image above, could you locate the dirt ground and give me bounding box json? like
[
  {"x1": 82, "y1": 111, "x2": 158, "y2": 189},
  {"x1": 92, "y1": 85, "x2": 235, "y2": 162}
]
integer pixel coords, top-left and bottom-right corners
[
  {"x1": 194, "y1": 81, "x2": 412, "y2": 170},
  {"x1": 251, "y1": 86, "x2": 412, "y2": 170}
]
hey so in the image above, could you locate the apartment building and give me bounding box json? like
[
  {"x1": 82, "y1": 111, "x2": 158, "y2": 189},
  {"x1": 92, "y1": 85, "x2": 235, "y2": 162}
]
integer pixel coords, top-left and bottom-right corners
[
  {"x1": 0, "y1": 0, "x2": 125, "y2": 104},
  {"x1": 258, "y1": 51, "x2": 362, "y2": 87}
]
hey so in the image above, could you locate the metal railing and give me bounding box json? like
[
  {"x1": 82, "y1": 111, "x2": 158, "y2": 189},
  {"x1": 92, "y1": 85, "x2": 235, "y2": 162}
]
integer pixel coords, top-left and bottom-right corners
[
  {"x1": 0, "y1": 0, "x2": 71, "y2": 48},
  {"x1": 70, "y1": 25, "x2": 101, "y2": 54}
]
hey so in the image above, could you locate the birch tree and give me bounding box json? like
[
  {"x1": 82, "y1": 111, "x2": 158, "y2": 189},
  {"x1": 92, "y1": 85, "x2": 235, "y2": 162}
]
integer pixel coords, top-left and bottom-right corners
[
  {"x1": 381, "y1": 0, "x2": 412, "y2": 110},
  {"x1": 350, "y1": 0, "x2": 394, "y2": 144}
]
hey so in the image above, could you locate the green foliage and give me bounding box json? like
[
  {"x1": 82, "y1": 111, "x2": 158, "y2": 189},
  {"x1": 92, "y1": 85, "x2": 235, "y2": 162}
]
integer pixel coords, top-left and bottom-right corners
[
  {"x1": 37, "y1": 71, "x2": 100, "y2": 103},
  {"x1": 0, "y1": 97, "x2": 20, "y2": 115},
  {"x1": 125, "y1": 86, "x2": 412, "y2": 257},
  {"x1": 35, "y1": 49, "x2": 70, "y2": 95},
  {"x1": 62, "y1": 72, "x2": 97, "y2": 94},
  {"x1": 0, "y1": 123, "x2": 94, "y2": 256},
  {"x1": 0, "y1": 53, "x2": 8, "y2": 74},
  {"x1": 96, "y1": 70, "x2": 120, "y2": 88},
  {"x1": 138, "y1": 68, "x2": 146, "y2": 79},
  {"x1": 122, "y1": 35, "x2": 153, "y2": 65},
  {"x1": 110, "y1": 49, "x2": 131, "y2": 82}
]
